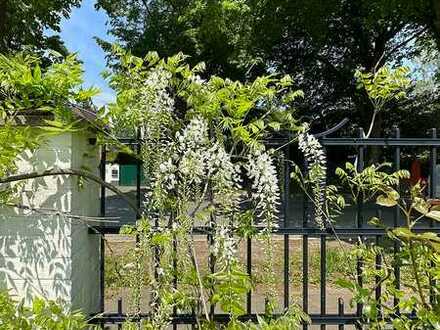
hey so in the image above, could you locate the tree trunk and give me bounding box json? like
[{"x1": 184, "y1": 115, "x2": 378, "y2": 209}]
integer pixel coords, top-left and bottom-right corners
[{"x1": 368, "y1": 111, "x2": 384, "y2": 164}]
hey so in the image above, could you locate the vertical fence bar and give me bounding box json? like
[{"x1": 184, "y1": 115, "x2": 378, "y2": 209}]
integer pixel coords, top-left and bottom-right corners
[
  {"x1": 99, "y1": 145, "x2": 106, "y2": 317},
  {"x1": 356, "y1": 128, "x2": 364, "y2": 320},
  {"x1": 135, "y1": 131, "x2": 143, "y2": 318},
  {"x1": 320, "y1": 235, "x2": 326, "y2": 330},
  {"x1": 429, "y1": 128, "x2": 437, "y2": 305},
  {"x1": 429, "y1": 128, "x2": 437, "y2": 200},
  {"x1": 173, "y1": 212, "x2": 178, "y2": 330},
  {"x1": 338, "y1": 298, "x2": 344, "y2": 330},
  {"x1": 136, "y1": 132, "x2": 142, "y2": 218},
  {"x1": 393, "y1": 126, "x2": 401, "y2": 317},
  {"x1": 117, "y1": 298, "x2": 123, "y2": 330},
  {"x1": 375, "y1": 207, "x2": 382, "y2": 320},
  {"x1": 302, "y1": 161, "x2": 309, "y2": 330},
  {"x1": 283, "y1": 232, "x2": 289, "y2": 310},
  {"x1": 302, "y1": 229, "x2": 308, "y2": 330},
  {"x1": 247, "y1": 237, "x2": 252, "y2": 314},
  {"x1": 375, "y1": 234, "x2": 382, "y2": 317},
  {"x1": 283, "y1": 150, "x2": 290, "y2": 309},
  {"x1": 100, "y1": 144, "x2": 106, "y2": 219},
  {"x1": 136, "y1": 137, "x2": 143, "y2": 325},
  {"x1": 320, "y1": 136, "x2": 327, "y2": 330},
  {"x1": 209, "y1": 226, "x2": 215, "y2": 317},
  {"x1": 208, "y1": 182, "x2": 216, "y2": 318}
]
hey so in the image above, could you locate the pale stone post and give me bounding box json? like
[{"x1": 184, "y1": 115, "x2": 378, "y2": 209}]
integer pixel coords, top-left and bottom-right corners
[{"x1": 0, "y1": 116, "x2": 101, "y2": 314}]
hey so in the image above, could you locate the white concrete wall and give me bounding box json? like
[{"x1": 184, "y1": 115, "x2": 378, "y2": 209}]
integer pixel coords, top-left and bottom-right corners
[{"x1": 0, "y1": 130, "x2": 101, "y2": 313}]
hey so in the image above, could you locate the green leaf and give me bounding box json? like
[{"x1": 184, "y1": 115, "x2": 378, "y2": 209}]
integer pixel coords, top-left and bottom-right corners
[
  {"x1": 426, "y1": 210, "x2": 440, "y2": 222},
  {"x1": 412, "y1": 197, "x2": 430, "y2": 215},
  {"x1": 33, "y1": 64, "x2": 41, "y2": 81},
  {"x1": 335, "y1": 278, "x2": 355, "y2": 290},
  {"x1": 233, "y1": 126, "x2": 250, "y2": 142},
  {"x1": 368, "y1": 217, "x2": 381, "y2": 226},
  {"x1": 376, "y1": 194, "x2": 397, "y2": 207},
  {"x1": 32, "y1": 298, "x2": 45, "y2": 314},
  {"x1": 391, "y1": 227, "x2": 416, "y2": 240},
  {"x1": 268, "y1": 121, "x2": 281, "y2": 131}
]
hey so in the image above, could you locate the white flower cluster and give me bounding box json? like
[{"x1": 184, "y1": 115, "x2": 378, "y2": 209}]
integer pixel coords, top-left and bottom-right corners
[
  {"x1": 211, "y1": 226, "x2": 237, "y2": 263},
  {"x1": 157, "y1": 118, "x2": 208, "y2": 190},
  {"x1": 140, "y1": 67, "x2": 174, "y2": 115},
  {"x1": 298, "y1": 126, "x2": 327, "y2": 229},
  {"x1": 207, "y1": 143, "x2": 242, "y2": 207},
  {"x1": 138, "y1": 67, "x2": 175, "y2": 155},
  {"x1": 188, "y1": 74, "x2": 206, "y2": 85},
  {"x1": 157, "y1": 117, "x2": 241, "y2": 210},
  {"x1": 176, "y1": 117, "x2": 209, "y2": 151},
  {"x1": 246, "y1": 150, "x2": 280, "y2": 231},
  {"x1": 298, "y1": 127, "x2": 327, "y2": 171},
  {"x1": 158, "y1": 158, "x2": 177, "y2": 190}
]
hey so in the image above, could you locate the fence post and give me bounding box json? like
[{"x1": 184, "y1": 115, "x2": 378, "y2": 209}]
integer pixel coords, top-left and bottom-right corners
[
  {"x1": 429, "y1": 128, "x2": 437, "y2": 198},
  {"x1": 375, "y1": 209, "x2": 382, "y2": 320},
  {"x1": 355, "y1": 128, "x2": 365, "y2": 326},
  {"x1": 302, "y1": 159, "x2": 309, "y2": 330},
  {"x1": 283, "y1": 140, "x2": 290, "y2": 309},
  {"x1": 117, "y1": 298, "x2": 123, "y2": 330},
  {"x1": 393, "y1": 126, "x2": 401, "y2": 317},
  {"x1": 338, "y1": 298, "x2": 344, "y2": 330},
  {"x1": 100, "y1": 145, "x2": 107, "y2": 318},
  {"x1": 429, "y1": 128, "x2": 437, "y2": 305},
  {"x1": 136, "y1": 130, "x2": 142, "y2": 217},
  {"x1": 320, "y1": 135, "x2": 327, "y2": 330}
]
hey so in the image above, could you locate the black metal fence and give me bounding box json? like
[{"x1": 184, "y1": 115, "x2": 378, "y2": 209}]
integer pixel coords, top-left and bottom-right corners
[{"x1": 91, "y1": 126, "x2": 440, "y2": 328}]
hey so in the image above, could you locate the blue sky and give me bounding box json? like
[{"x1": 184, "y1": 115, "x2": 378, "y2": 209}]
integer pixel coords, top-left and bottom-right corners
[{"x1": 57, "y1": 0, "x2": 115, "y2": 106}]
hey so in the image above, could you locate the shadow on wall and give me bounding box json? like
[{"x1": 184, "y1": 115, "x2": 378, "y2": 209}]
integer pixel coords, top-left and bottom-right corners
[
  {"x1": 0, "y1": 213, "x2": 72, "y2": 303},
  {"x1": 0, "y1": 132, "x2": 101, "y2": 312},
  {"x1": 0, "y1": 142, "x2": 73, "y2": 303}
]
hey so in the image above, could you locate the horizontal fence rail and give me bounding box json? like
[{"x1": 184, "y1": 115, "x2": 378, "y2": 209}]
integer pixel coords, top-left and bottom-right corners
[
  {"x1": 90, "y1": 312, "x2": 361, "y2": 325},
  {"x1": 93, "y1": 127, "x2": 440, "y2": 328}
]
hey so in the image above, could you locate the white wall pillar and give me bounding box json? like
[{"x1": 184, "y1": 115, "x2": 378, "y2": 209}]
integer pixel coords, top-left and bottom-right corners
[{"x1": 0, "y1": 130, "x2": 101, "y2": 313}]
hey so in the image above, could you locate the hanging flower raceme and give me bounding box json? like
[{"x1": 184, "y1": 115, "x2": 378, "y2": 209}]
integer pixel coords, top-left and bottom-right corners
[
  {"x1": 246, "y1": 149, "x2": 280, "y2": 231},
  {"x1": 141, "y1": 67, "x2": 175, "y2": 115},
  {"x1": 128, "y1": 66, "x2": 175, "y2": 144},
  {"x1": 298, "y1": 125, "x2": 327, "y2": 229},
  {"x1": 206, "y1": 143, "x2": 242, "y2": 211},
  {"x1": 155, "y1": 117, "x2": 242, "y2": 211},
  {"x1": 176, "y1": 117, "x2": 209, "y2": 152},
  {"x1": 245, "y1": 149, "x2": 280, "y2": 313},
  {"x1": 211, "y1": 226, "x2": 237, "y2": 263},
  {"x1": 154, "y1": 117, "x2": 208, "y2": 192},
  {"x1": 298, "y1": 125, "x2": 327, "y2": 173},
  {"x1": 158, "y1": 158, "x2": 177, "y2": 190}
]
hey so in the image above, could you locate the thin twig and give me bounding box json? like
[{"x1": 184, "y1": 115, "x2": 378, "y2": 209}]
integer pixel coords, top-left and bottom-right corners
[
  {"x1": 373, "y1": 27, "x2": 429, "y2": 73},
  {"x1": 4, "y1": 203, "x2": 119, "y2": 222},
  {"x1": 0, "y1": 168, "x2": 139, "y2": 213},
  {"x1": 188, "y1": 236, "x2": 210, "y2": 322}
]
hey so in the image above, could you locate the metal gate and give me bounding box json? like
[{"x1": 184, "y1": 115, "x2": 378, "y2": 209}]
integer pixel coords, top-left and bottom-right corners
[{"x1": 91, "y1": 126, "x2": 440, "y2": 328}]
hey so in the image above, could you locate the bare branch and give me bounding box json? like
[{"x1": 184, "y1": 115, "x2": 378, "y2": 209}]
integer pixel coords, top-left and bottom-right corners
[
  {"x1": 0, "y1": 168, "x2": 140, "y2": 214},
  {"x1": 374, "y1": 27, "x2": 429, "y2": 73},
  {"x1": 140, "y1": 0, "x2": 153, "y2": 19},
  {"x1": 4, "y1": 203, "x2": 120, "y2": 223}
]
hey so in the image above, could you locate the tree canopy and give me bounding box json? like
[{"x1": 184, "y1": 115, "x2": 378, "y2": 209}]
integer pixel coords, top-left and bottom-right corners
[
  {"x1": 0, "y1": 0, "x2": 81, "y2": 56},
  {"x1": 96, "y1": 0, "x2": 440, "y2": 136}
]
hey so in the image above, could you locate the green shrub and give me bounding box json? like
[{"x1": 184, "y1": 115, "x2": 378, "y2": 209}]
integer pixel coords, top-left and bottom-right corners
[{"x1": 0, "y1": 291, "x2": 94, "y2": 329}]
